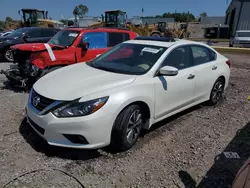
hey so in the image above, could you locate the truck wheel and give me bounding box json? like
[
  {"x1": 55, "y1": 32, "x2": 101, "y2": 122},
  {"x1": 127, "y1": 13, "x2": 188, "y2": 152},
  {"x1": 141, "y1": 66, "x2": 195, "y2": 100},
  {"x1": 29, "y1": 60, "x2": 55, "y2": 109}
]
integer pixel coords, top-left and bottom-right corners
[
  {"x1": 111, "y1": 104, "x2": 143, "y2": 151},
  {"x1": 4, "y1": 49, "x2": 14, "y2": 62}
]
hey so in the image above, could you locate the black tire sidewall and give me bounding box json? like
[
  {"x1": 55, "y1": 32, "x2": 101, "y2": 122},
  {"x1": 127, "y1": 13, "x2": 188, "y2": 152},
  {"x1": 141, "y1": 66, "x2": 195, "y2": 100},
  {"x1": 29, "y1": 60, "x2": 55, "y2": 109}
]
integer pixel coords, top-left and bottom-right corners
[
  {"x1": 208, "y1": 78, "x2": 225, "y2": 105},
  {"x1": 111, "y1": 105, "x2": 143, "y2": 151},
  {"x1": 4, "y1": 49, "x2": 13, "y2": 62}
]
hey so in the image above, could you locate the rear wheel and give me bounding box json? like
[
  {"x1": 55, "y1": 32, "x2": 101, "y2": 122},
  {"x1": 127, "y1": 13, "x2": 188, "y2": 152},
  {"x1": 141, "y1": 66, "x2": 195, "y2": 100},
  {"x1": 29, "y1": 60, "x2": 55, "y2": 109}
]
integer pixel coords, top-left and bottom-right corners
[
  {"x1": 111, "y1": 105, "x2": 143, "y2": 151},
  {"x1": 4, "y1": 49, "x2": 14, "y2": 62},
  {"x1": 207, "y1": 77, "x2": 225, "y2": 106}
]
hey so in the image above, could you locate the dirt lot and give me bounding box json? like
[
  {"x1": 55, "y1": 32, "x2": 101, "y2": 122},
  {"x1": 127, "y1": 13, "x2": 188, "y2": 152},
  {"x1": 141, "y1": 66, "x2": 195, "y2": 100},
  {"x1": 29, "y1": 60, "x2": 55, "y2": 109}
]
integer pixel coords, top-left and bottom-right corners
[{"x1": 0, "y1": 53, "x2": 249, "y2": 188}]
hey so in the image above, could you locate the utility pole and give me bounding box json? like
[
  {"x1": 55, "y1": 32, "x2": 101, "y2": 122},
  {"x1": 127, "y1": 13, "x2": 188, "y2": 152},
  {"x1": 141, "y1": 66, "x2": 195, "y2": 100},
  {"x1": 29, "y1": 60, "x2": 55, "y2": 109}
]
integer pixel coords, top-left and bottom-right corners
[
  {"x1": 173, "y1": 9, "x2": 177, "y2": 29},
  {"x1": 186, "y1": 11, "x2": 190, "y2": 38}
]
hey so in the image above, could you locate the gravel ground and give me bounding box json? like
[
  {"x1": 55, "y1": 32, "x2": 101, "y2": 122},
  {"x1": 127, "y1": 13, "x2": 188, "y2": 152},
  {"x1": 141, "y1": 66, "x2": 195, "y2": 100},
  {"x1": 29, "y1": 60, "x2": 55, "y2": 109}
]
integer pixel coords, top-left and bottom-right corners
[{"x1": 0, "y1": 53, "x2": 249, "y2": 188}]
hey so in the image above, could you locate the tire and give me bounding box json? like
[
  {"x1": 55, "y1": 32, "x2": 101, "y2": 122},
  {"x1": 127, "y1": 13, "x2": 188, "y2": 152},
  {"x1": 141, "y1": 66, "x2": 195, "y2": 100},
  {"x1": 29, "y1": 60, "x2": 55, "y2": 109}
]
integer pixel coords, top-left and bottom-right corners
[
  {"x1": 151, "y1": 33, "x2": 160, "y2": 37},
  {"x1": 4, "y1": 49, "x2": 14, "y2": 62},
  {"x1": 40, "y1": 66, "x2": 62, "y2": 77},
  {"x1": 111, "y1": 105, "x2": 143, "y2": 151},
  {"x1": 207, "y1": 77, "x2": 225, "y2": 106}
]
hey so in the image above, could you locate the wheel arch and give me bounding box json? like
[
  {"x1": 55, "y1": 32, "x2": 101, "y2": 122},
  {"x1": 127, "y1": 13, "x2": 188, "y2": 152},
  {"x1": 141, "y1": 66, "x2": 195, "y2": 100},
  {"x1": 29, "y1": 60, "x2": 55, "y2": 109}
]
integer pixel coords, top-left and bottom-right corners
[{"x1": 115, "y1": 100, "x2": 152, "y2": 130}]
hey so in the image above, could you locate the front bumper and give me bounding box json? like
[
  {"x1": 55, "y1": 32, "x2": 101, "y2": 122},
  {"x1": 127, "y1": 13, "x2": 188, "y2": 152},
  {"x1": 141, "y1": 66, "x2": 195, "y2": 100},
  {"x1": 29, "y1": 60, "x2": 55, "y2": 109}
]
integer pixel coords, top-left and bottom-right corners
[
  {"x1": 0, "y1": 68, "x2": 23, "y2": 85},
  {"x1": 25, "y1": 99, "x2": 116, "y2": 149}
]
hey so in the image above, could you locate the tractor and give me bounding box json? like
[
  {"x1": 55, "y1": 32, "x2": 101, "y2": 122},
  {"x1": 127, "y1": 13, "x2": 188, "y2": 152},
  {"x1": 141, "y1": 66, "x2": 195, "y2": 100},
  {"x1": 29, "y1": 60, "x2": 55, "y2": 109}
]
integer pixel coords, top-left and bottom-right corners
[{"x1": 5, "y1": 9, "x2": 63, "y2": 29}]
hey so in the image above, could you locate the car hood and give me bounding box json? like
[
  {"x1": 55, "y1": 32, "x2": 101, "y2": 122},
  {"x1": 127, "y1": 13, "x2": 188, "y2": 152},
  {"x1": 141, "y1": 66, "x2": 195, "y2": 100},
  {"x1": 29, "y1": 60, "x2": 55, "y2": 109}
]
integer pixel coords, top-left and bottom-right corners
[
  {"x1": 33, "y1": 63, "x2": 137, "y2": 101},
  {"x1": 11, "y1": 43, "x2": 53, "y2": 52},
  {"x1": 0, "y1": 36, "x2": 14, "y2": 42}
]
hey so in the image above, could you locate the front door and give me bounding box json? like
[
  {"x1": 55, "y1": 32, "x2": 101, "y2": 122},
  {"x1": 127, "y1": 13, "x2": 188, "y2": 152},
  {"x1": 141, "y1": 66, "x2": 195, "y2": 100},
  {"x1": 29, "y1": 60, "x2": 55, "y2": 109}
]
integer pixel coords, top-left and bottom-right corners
[{"x1": 154, "y1": 45, "x2": 196, "y2": 120}]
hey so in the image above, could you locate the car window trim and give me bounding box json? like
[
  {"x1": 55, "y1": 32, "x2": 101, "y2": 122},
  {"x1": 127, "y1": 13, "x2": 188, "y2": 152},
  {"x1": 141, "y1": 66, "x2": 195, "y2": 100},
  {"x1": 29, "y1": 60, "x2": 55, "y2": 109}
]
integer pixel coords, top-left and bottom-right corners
[
  {"x1": 78, "y1": 31, "x2": 108, "y2": 49},
  {"x1": 190, "y1": 44, "x2": 217, "y2": 66},
  {"x1": 154, "y1": 44, "x2": 193, "y2": 77}
]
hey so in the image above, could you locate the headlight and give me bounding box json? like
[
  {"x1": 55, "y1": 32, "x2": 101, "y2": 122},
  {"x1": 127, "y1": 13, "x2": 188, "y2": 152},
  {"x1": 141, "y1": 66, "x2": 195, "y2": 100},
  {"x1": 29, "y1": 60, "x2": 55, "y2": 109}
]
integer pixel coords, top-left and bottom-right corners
[{"x1": 52, "y1": 96, "x2": 109, "y2": 117}]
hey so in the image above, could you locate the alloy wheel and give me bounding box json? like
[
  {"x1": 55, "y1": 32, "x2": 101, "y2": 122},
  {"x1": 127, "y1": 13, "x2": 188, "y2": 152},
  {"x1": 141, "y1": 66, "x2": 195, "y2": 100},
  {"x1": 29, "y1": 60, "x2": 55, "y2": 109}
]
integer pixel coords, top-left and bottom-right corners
[
  {"x1": 5, "y1": 49, "x2": 14, "y2": 61},
  {"x1": 126, "y1": 109, "x2": 142, "y2": 144},
  {"x1": 212, "y1": 80, "x2": 224, "y2": 103}
]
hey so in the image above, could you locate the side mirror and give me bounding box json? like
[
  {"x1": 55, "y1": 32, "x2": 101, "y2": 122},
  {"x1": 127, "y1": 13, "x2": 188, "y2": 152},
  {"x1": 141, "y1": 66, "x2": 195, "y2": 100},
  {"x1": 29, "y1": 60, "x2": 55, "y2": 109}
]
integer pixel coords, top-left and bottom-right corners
[
  {"x1": 79, "y1": 42, "x2": 89, "y2": 50},
  {"x1": 159, "y1": 66, "x2": 178, "y2": 76}
]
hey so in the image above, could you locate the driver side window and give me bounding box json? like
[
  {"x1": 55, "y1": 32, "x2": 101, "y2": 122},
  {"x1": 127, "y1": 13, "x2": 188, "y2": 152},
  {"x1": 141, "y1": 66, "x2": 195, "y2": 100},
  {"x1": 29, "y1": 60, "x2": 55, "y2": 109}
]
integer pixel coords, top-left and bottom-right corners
[
  {"x1": 162, "y1": 46, "x2": 192, "y2": 70},
  {"x1": 80, "y1": 32, "x2": 108, "y2": 49}
]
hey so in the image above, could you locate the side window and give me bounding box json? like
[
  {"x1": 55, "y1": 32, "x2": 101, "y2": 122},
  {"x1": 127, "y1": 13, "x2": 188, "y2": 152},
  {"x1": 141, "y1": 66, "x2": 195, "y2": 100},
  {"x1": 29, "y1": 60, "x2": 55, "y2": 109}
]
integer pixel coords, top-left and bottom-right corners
[
  {"x1": 42, "y1": 29, "x2": 57, "y2": 37},
  {"x1": 162, "y1": 46, "x2": 191, "y2": 70},
  {"x1": 26, "y1": 29, "x2": 42, "y2": 38},
  {"x1": 210, "y1": 50, "x2": 217, "y2": 61},
  {"x1": 191, "y1": 46, "x2": 213, "y2": 66},
  {"x1": 108, "y1": 32, "x2": 125, "y2": 47},
  {"x1": 124, "y1": 33, "x2": 130, "y2": 41},
  {"x1": 81, "y1": 32, "x2": 107, "y2": 49}
]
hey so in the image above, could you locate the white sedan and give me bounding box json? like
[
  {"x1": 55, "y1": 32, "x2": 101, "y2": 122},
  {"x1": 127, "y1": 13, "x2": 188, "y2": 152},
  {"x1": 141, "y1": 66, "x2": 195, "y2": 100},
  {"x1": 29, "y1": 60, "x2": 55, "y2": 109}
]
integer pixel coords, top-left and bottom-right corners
[{"x1": 26, "y1": 37, "x2": 231, "y2": 151}]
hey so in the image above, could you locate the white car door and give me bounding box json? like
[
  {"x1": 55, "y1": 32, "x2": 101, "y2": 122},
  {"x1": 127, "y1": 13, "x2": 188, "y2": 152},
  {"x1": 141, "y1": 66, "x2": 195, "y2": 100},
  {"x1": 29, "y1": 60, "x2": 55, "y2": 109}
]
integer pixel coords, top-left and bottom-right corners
[
  {"x1": 153, "y1": 45, "x2": 196, "y2": 120},
  {"x1": 190, "y1": 45, "x2": 219, "y2": 102}
]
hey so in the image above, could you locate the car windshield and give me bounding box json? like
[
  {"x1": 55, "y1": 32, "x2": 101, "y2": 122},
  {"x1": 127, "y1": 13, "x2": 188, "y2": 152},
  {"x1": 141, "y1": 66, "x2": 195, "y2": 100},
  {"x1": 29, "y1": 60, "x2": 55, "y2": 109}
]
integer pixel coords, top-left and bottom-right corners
[
  {"x1": 236, "y1": 32, "x2": 250, "y2": 37},
  {"x1": 6, "y1": 28, "x2": 30, "y2": 38},
  {"x1": 48, "y1": 30, "x2": 80, "y2": 47},
  {"x1": 88, "y1": 43, "x2": 167, "y2": 75}
]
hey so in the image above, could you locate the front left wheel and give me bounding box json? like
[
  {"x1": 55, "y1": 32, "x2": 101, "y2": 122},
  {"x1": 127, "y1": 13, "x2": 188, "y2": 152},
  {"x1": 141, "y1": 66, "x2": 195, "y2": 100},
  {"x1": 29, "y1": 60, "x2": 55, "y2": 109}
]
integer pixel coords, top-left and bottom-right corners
[{"x1": 111, "y1": 105, "x2": 143, "y2": 151}]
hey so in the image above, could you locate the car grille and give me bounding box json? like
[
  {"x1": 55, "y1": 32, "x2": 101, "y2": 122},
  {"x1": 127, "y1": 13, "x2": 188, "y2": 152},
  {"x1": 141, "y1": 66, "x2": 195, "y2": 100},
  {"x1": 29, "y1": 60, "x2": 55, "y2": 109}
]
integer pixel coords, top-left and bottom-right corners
[{"x1": 31, "y1": 89, "x2": 55, "y2": 111}]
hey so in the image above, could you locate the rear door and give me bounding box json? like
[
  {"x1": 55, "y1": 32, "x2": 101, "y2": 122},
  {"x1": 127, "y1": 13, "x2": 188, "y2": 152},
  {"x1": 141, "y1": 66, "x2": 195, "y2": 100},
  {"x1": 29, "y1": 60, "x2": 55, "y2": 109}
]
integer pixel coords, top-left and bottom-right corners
[
  {"x1": 24, "y1": 28, "x2": 45, "y2": 43},
  {"x1": 76, "y1": 31, "x2": 109, "y2": 62},
  {"x1": 190, "y1": 45, "x2": 219, "y2": 102}
]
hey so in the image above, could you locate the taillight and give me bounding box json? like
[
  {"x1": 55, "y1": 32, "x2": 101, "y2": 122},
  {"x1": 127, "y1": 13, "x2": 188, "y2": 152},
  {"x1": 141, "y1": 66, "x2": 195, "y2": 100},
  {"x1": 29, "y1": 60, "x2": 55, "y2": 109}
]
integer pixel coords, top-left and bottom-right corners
[{"x1": 226, "y1": 60, "x2": 231, "y2": 68}]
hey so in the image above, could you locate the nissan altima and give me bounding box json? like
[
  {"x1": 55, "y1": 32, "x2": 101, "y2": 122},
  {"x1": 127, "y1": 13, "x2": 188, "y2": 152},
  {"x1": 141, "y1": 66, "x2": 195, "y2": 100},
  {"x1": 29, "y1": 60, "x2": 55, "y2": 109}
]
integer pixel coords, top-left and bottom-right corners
[{"x1": 25, "y1": 37, "x2": 231, "y2": 151}]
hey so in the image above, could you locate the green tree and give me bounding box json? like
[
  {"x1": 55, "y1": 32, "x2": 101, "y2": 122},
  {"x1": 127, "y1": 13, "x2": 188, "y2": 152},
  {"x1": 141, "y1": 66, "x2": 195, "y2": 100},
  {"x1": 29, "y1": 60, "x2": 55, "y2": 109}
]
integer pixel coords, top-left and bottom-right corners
[
  {"x1": 198, "y1": 12, "x2": 207, "y2": 22},
  {"x1": 162, "y1": 12, "x2": 195, "y2": 22},
  {"x1": 59, "y1": 19, "x2": 67, "y2": 25},
  {"x1": 5, "y1": 16, "x2": 13, "y2": 22},
  {"x1": 73, "y1": 4, "x2": 88, "y2": 18},
  {"x1": 73, "y1": 4, "x2": 88, "y2": 26},
  {"x1": 0, "y1": 20, "x2": 5, "y2": 29},
  {"x1": 200, "y1": 12, "x2": 207, "y2": 18}
]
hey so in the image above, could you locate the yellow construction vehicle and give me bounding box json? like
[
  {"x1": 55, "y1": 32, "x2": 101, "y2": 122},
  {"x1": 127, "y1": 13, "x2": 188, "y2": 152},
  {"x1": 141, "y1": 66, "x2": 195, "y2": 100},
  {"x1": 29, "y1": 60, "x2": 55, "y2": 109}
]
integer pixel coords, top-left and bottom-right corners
[
  {"x1": 5, "y1": 9, "x2": 63, "y2": 29},
  {"x1": 88, "y1": 10, "x2": 168, "y2": 37}
]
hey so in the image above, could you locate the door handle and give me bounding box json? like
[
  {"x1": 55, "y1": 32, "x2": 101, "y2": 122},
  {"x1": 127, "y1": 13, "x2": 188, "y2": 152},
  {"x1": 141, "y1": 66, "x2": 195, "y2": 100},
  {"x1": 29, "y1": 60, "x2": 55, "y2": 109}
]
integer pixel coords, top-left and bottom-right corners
[
  {"x1": 212, "y1": 66, "x2": 217, "y2": 70},
  {"x1": 187, "y1": 74, "x2": 195, "y2": 79}
]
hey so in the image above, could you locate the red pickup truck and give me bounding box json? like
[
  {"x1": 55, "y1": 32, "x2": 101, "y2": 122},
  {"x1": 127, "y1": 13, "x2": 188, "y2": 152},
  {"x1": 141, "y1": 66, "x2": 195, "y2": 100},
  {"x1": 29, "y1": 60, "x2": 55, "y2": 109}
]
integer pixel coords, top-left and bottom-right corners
[{"x1": 1, "y1": 27, "x2": 137, "y2": 88}]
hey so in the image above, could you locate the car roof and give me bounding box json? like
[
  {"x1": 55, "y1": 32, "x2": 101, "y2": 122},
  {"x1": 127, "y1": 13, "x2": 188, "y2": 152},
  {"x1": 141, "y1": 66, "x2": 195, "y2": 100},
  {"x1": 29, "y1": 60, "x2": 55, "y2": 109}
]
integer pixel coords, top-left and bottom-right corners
[
  {"x1": 125, "y1": 38, "x2": 206, "y2": 48},
  {"x1": 236, "y1": 30, "x2": 250, "y2": 32},
  {"x1": 64, "y1": 27, "x2": 135, "y2": 33}
]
